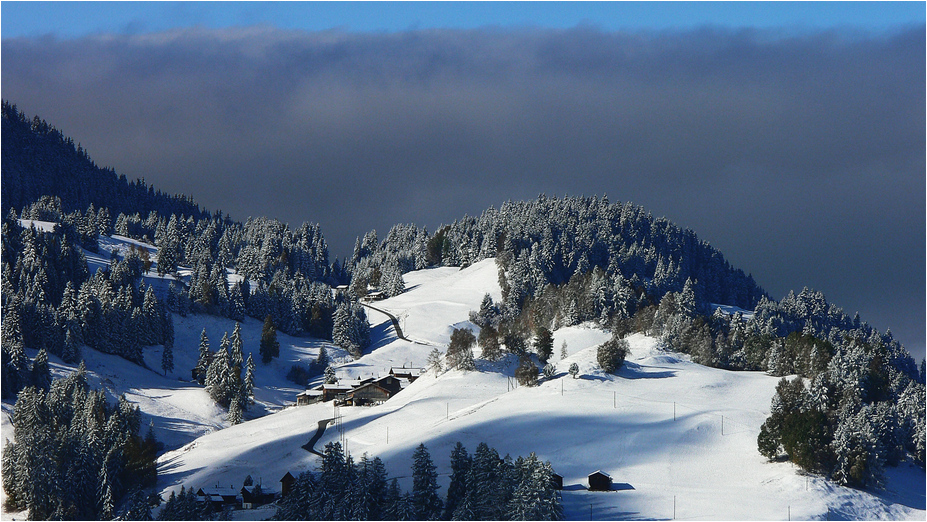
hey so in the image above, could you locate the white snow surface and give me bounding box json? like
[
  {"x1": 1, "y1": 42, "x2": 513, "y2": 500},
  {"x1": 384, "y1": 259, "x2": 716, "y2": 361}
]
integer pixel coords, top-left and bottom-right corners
[{"x1": 150, "y1": 259, "x2": 923, "y2": 520}]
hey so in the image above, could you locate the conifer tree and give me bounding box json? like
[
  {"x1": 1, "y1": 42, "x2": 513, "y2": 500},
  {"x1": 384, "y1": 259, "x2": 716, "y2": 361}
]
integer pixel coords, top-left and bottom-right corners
[
  {"x1": 426, "y1": 347, "x2": 444, "y2": 375},
  {"x1": 515, "y1": 356, "x2": 539, "y2": 387},
  {"x1": 229, "y1": 323, "x2": 244, "y2": 369},
  {"x1": 206, "y1": 339, "x2": 231, "y2": 407},
  {"x1": 243, "y1": 354, "x2": 255, "y2": 407},
  {"x1": 597, "y1": 336, "x2": 629, "y2": 373},
  {"x1": 194, "y1": 329, "x2": 210, "y2": 384},
  {"x1": 325, "y1": 364, "x2": 338, "y2": 384},
  {"x1": 260, "y1": 315, "x2": 280, "y2": 364},
  {"x1": 478, "y1": 325, "x2": 502, "y2": 362},
  {"x1": 161, "y1": 335, "x2": 174, "y2": 376},
  {"x1": 534, "y1": 326, "x2": 554, "y2": 364},
  {"x1": 30, "y1": 349, "x2": 51, "y2": 392},
  {"x1": 315, "y1": 345, "x2": 329, "y2": 373},
  {"x1": 228, "y1": 399, "x2": 243, "y2": 425},
  {"x1": 411, "y1": 444, "x2": 442, "y2": 520},
  {"x1": 447, "y1": 327, "x2": 476, "y2": 371},
  {"x1": 444, "y1": 442, "x2": 471, "y2": 519}
]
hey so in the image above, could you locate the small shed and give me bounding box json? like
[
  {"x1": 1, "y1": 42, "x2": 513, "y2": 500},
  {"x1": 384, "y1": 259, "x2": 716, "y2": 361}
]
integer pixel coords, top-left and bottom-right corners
[
  {"x1": 280, "y1": 472, "x2": 296, "y2": 498},
  {"x1": 588, "y1": 470, "x2": 612, "y2": 491},
  {"x1": 550, "y1": 472, "x2": 563, "y2": 491}
]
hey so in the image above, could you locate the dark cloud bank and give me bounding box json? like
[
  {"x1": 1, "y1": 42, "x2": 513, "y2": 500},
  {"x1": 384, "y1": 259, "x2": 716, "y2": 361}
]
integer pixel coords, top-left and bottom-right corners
[{"x1": 2, "y1": 26, "x2": 924, "y2": 358}]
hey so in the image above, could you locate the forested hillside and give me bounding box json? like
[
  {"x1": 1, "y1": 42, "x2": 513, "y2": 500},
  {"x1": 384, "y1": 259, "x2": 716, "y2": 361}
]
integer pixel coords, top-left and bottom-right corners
[{"x1": 1, "y1": 101, "x2": 208, "y2": 222}]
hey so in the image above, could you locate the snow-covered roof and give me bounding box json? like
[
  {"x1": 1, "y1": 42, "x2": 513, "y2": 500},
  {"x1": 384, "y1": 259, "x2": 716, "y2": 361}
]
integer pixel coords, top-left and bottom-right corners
[
  {"x1": 390, "y1": 367, "x2": 422, "y2": 376},
  {"x1": 322, "y1": 383, "x2": 354, "y2": 390},
  {"x1": 197, "y1": 486, "x2": 239, "y2": 497},
  {"x1": 589, "y1": 470, "x2": 611, "y2": 478},
  {"x1": 297, "y1": 389, "x2": 323, "y2": 397}
]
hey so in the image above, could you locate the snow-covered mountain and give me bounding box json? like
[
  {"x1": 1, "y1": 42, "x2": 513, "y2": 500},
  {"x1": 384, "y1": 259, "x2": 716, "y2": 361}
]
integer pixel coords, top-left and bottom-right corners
[
  {"x1": 149, "y1": 259, "x2": 926, "y2": 520},
  {"x1": 3, "y1": 226, "x2": 924, "y2": 521}
]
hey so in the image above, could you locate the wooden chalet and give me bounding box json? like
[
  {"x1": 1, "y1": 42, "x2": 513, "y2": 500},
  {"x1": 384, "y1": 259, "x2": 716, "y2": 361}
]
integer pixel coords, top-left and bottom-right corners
[
  {"x1": 373, "y1": 374, "x2": 404, "y2": 395},
  {"x1": 321, "y1": 383, "x2": 355, "y2": 402},
  {"x1": 296, "y1": 389, "x2": 323, "y2": 406},
  {"x1": 280, "y1": 472, "x2": 296, "y2": 498},
  {"x1": 587, "y1": 470, "x2": 612, "y2": 491},
  {"x1": 365, "y1": 290, "x2": 386, "y2": 301},
  {"x1": 389, "y1": 366, "x2": 422, "y2": 382},
  {"x1": 550, "y1": 472, "x2": 564, "y2": 490},
  {"x1": 299, "y1": 374, "x2": 410, "y2": 406},
  {"x1": 346, "y1": 382, "x2": 391, "y2": 406},
  {"x1": 239, "y1": 485, "x2": 275, "y2": 509},
  {"x1": 196, "y1": 486, "x2": 240, "y2": 510}
]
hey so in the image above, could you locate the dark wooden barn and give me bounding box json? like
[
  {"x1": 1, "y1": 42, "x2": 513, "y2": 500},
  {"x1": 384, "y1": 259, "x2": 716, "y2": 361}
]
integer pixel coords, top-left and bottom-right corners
[
  {"x1": 373, "y1": 374, "x2": 404, "y2": 395},
  {"x1": 280, "y1": 472, "x2": 296, "y2": 498},
  {"x1": 588, "y1": 470, "x2": 612, "y2": 491},
  {"x1": 550, "y1": 472, "x2": 563, "y2": 490}
]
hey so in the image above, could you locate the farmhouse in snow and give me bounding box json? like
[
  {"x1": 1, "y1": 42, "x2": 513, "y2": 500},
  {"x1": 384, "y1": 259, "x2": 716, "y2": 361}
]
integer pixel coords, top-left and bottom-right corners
[{"x1": 295, "y1": 371, "x2": 419, "y2": 406}]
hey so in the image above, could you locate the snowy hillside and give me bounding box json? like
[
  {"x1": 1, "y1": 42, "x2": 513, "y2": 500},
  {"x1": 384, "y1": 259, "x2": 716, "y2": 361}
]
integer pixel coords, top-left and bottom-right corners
[
  {"x1": 153, "y1": 260, "x2": 926, "y2": 520},
  {"x1": 1, "y1": 230, "x2": 346, "y2": 452}
]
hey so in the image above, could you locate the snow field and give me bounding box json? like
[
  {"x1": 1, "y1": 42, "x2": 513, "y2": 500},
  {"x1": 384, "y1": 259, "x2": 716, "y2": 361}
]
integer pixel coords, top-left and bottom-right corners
[{"x1": 154, "y1": 260, "x2": 924, "y2": 519}]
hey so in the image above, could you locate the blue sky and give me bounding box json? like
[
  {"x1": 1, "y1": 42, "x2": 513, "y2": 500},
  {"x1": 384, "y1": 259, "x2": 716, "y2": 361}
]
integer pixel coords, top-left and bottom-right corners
[{"x1": 3, "y1": 1, "x2": 924, "y2": 38}]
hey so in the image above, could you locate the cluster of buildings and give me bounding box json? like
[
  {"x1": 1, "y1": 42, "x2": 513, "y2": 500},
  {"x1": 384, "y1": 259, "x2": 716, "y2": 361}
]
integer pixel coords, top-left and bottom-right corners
[{"x1": 295, "y1": 366, "x2": 422, "y2": 407}]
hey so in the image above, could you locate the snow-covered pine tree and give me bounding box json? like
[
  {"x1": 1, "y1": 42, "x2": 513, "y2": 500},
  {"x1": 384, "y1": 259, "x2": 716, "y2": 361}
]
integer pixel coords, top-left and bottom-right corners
[
  {"x1": 242, "y1": 354, "x2": 255, "y2": 407},
  {"x1": 315, "y1": 345, "x2": 329, "y2": 373},
  {"x1": 206, "y1": 336, "x2": 231, "y2": 407},
  {"x1": 324, "y1": 365, "x2": 338, "y2": 384},
  {"x1": 534, "y1": 326, "x2": 554, "y2": 364},
  {"x1": 568, "y1": 362, "x2": 579, "y2": 379},
  {"x1": 446, "y1": 327, "x2": 476, "y2": 371},
  {"x1": 426, "y1": 347, "x2": 444, "y2": 375},
  {"x1": 30, "y1": 349, "x2": 51, "y2": 392},
  {"x1": 596, "y1": 336, "x2": 629, "y2": 373},
  {"x1": 161, "y1": 326, "x2": 174, "y2": 376},
  {"x1": 478, "y1": 325, "x2": 502, "y2": 362},
  {"x1": 194, "y1": 328, "x2": 210, "y2": 384}
]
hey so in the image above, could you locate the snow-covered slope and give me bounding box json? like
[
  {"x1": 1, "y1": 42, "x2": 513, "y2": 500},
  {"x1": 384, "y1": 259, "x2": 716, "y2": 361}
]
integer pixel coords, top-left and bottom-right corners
[
  {"x1": 153, "y1": 259, "x2": 926, "y2": 520},
  {"x1": 0, "y1": 231, "x2": 346, "y2": 453}
]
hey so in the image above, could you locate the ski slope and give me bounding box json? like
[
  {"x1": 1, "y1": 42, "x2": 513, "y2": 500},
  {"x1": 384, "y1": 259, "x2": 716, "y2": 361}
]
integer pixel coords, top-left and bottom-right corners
[{"x1": 153, "y1": 259, "x2": 926, "y2": 520}]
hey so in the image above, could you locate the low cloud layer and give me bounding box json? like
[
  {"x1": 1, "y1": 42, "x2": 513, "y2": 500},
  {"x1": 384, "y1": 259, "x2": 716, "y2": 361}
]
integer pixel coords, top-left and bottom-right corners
[{"x1": 3, "y1": 26, "x2": 924, "y2": 358}]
